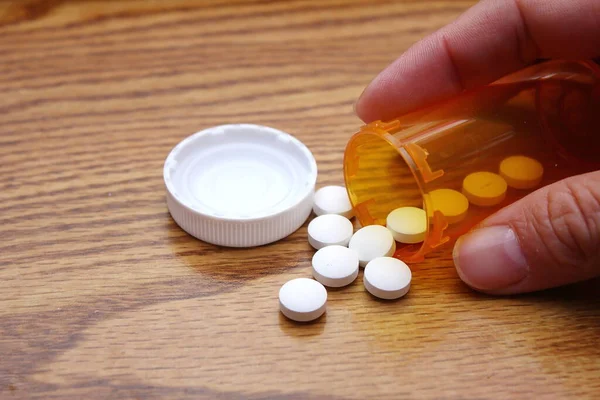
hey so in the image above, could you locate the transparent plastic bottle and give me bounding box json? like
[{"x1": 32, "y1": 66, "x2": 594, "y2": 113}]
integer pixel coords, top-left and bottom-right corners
[{"x1": 344, "y1": 60, "x2": 600, "y2": 262}]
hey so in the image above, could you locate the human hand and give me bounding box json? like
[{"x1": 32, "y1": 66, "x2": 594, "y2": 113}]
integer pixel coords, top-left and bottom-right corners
[{"x1": 355, "y1": 0, "x2": 600, "y2": 294}]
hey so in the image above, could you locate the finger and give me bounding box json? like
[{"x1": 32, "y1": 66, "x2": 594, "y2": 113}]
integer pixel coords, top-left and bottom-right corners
[
  {"x1": 356, "y1": 0, "x2": 600, "y2": 123},
  {"x1": 452, "y1": 171, "x2": 600, "y2": 294}
]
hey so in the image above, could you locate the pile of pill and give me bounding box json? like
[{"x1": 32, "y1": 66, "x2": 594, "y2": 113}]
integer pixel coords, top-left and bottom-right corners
[
  {"x1": 279, "y1": 185, "x2": 417, "y2": 322},
  {"x1": 279, "y1": 154, "x2": 544, "y2": 323}
]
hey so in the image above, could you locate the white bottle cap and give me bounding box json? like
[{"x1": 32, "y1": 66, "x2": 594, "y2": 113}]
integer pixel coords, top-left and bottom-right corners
[{"x1": 164, "y1": 124, "x2": 317, "y2": 247}]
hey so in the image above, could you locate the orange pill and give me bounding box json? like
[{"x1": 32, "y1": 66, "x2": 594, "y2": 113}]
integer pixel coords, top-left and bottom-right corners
[
  {"x1": 429, "y1": 188, "x2": 469, "y2": 224},
  {"x1": 462, "y1": 172, "x2": 507, "y2": 207},
  {"x1": 499, "y1": 155, "x2": 544, "y2": 189}
]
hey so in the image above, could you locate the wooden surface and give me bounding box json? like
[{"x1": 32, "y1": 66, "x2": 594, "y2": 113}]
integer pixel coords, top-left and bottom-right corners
[{"x1": 1, "y1": 1, "x2": 599, "y2": 398}]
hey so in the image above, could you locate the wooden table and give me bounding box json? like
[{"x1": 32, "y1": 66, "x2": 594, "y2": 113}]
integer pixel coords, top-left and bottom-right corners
[{"x1": 2, "y1": 1, "x2": 599, "y2": 398}]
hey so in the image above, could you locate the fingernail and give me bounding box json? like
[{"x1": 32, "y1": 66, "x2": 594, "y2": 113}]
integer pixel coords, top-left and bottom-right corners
[
  {"x1": 352, "y1": 98, "x2": 359, "y2": 115},
  {"x1": 453, "y1": 226, "x2": 529, "y2": 291},
  {"x1": 353, "y1": 87, "x2": 368, "y2": 116},
  {"x1": 354, "y1": 75, "x2": 379, "y2": 119}
]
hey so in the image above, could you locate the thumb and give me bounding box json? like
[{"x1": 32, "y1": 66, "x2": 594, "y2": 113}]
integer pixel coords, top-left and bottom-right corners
[{"x1": 452, "y1": 171, "x2": 600, "y2": 294}]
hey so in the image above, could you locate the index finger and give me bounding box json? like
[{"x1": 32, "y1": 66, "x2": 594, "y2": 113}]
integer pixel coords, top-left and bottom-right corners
[{"x1": 355, "y1": 0, "x2": 600, "y2": 123}]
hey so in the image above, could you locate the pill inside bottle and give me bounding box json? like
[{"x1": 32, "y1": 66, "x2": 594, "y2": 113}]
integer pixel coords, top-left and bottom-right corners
[
  {"x1": 462, "y1": 172, "x2": 507, "y2": 207},
  {"x1": 499, "y1": 155, "x2": 544, "y2": 189},
  {"x1": 386, "y1": 207, "x2": 427, "y2": 243},
  {"x1": 429, "y1": 189, "x2": 469, "y2": 224}
]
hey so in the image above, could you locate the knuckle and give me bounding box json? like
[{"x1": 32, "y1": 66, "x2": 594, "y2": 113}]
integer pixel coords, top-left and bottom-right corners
[{"x1": 525, "y1": 178, "x2": 600, "y2": 271}]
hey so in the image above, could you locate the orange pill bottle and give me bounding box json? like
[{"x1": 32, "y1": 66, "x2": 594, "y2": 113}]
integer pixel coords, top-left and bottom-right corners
[{"x1": 343, "y1": 60, "x2": 600, "y2": 262}]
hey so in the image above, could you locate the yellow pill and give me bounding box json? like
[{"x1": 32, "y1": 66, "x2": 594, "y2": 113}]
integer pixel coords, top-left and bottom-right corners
[
  {"x1": 386, "y1": 207, "x2": 427, "y2": 244},
  {"x1": 499, "y1": 155, "x2": 544, "y2": 189},
  {"x1": 462, "y1": 172, "x2": 507, "y2": 207},
  {"x1": 429, "y1": 188, "x2": 469, "y2": 224}
]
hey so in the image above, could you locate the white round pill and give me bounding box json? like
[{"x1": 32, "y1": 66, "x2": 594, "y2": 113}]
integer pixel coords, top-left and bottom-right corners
[
  {"x1": 313, "y1": 185, "x2": 354, "y2": 218},
  {"x1": 363, "y1": 257, "x2": 412, "y2": 300},
  {"x1": 279, "y1": 278, "x2": 327, "y2": 322},
  {"x1": 307, "y1": 214, "x2": 354, "y2": 250},
  {"x1": 386, "y1": 207, "x2": 427, "y2": 244},
  {"x1": 312, "y1": 245, "x2": 359, "y2": 287},
  {"x1": 348, "y1": 225, "x2": 396, "y2": 267}
]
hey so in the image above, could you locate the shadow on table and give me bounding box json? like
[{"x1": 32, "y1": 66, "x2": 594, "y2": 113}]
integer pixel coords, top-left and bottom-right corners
[{"x1": 165, "y1": 217, "x2": 314, "y2": 283}]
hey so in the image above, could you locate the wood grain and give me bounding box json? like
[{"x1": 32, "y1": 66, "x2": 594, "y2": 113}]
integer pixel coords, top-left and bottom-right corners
[{"x1": 1, "y1": 1, "x2": 599, "y2": 399}]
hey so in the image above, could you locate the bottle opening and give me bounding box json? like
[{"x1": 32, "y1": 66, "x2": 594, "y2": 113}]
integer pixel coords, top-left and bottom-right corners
[{"x1": 344, "y1": 128, "x2": 430, "y2": 262}]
